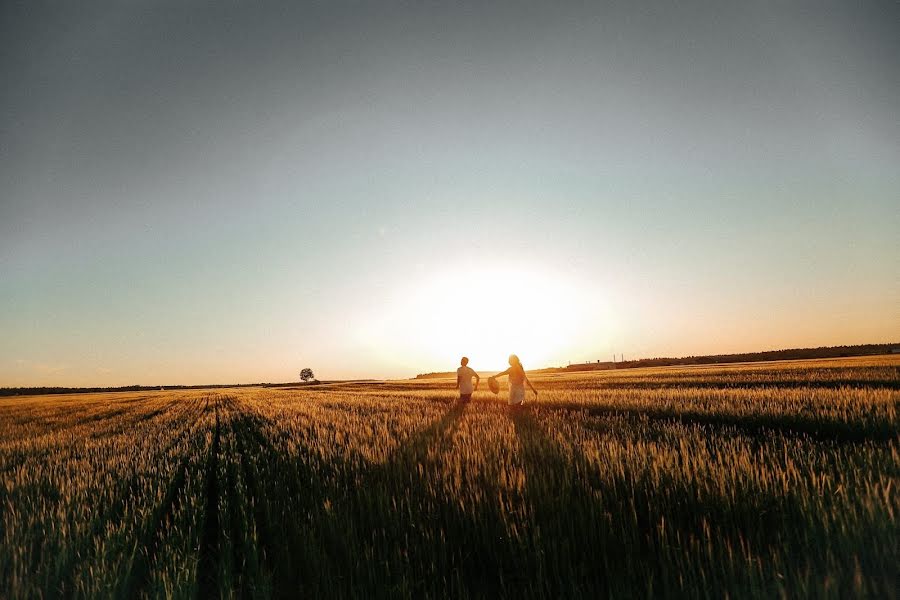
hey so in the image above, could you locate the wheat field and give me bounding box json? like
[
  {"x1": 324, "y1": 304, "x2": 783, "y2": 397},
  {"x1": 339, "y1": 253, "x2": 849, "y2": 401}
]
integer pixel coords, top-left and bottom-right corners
[{"x1": 1, "y1": 357, "x2": 897, "y2": 598}]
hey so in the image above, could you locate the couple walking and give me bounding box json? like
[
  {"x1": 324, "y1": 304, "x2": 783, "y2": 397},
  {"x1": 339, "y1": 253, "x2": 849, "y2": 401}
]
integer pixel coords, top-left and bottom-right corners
[{"x1": 456, "y1": 354, "x2": 538, "y2": 406}]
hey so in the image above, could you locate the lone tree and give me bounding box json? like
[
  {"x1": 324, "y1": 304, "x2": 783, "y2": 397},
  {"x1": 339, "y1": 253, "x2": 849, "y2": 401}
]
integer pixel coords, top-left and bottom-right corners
[{"x1": 300, "y1": 368, "x2": 315, "y2": 382}]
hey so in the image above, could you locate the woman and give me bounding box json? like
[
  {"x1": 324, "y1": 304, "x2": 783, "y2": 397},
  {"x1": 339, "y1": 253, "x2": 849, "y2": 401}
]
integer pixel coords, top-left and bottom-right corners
[{"x1": 490, "y1": 354, "x2": 538, "y2": 406}]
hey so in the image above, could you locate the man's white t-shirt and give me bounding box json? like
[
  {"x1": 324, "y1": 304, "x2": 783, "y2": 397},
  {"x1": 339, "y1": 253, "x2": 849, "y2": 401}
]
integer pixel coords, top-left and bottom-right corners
[{"x1": 457, "y1": 366, "x2": 477, "y2": 394}]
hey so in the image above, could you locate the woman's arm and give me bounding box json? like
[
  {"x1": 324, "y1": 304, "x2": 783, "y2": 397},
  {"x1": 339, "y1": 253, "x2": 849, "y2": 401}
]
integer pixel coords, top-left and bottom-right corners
[
  {"x1": 493, "y1": 368, "x2": 511, "y2": 379},
  {"x1": 525, "y1": 376, "x2": 537, "y2": 395}
]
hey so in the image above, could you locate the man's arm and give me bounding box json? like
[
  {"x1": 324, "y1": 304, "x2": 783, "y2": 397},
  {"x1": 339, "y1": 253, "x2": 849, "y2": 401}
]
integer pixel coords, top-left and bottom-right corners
[
  {"x1": 474, "y1": 372, "x2": 481, "y2": 390},
  {"x1": 456, "y1": 373, "x2": 461, "y2": 389}
]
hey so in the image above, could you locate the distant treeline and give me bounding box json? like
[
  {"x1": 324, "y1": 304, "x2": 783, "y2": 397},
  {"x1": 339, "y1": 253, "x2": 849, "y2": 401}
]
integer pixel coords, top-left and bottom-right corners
[
  {"x1": 0, "y1": 380, "x2": 321, "y2": 398},
  {"x1": 5, "y1": 344, "x2": 897, "y2": 395},
  {"x1": 415, "y1": 343, "x2": 899, "y2": 378},
  {"x1": 562, "y1": 343, "x2": 899, "y2": 372}
]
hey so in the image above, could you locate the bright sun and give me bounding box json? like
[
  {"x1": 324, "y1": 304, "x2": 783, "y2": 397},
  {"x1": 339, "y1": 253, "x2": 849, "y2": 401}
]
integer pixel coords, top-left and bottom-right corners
[{"x1": 360, "y1": 262, "x2": 605, "y2": 372}]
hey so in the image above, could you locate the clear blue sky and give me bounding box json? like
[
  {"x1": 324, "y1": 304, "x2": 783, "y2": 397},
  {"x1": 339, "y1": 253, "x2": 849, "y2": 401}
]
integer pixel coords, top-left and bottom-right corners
[{"x1": 1, "y1": 1, "x2": 898, "y2": 385}]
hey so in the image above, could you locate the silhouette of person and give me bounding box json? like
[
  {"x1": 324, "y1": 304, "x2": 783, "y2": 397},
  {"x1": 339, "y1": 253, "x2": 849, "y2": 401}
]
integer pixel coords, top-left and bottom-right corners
[
  {"x1": 456, "y1": 356, "x2": 480, "y2": 403},
  {"x1": 490, "y1": 354, "x2": 537, "y2": 406}
]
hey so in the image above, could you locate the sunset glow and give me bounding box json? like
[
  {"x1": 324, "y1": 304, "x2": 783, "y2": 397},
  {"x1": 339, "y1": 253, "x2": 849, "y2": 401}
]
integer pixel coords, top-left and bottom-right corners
[{"x1": 358, "y1": 263, "x2": 609, "y2": 373}]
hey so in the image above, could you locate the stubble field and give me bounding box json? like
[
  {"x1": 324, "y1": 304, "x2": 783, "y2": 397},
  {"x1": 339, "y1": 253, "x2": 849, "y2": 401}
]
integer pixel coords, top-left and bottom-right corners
[{"x1": 1, "y1": 356, "x2": 897, "y2": 598}]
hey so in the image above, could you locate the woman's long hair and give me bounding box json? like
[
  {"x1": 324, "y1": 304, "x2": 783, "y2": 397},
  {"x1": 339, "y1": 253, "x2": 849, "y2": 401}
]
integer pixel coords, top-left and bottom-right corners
[{"x1": 509, "y1": 354, "x2": 522, "y2": 369}]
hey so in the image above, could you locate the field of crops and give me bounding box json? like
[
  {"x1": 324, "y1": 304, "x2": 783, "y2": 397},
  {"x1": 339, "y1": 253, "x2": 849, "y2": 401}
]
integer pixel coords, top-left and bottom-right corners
[{"x1": 1, "y1": 356, "x2": 897, "y2": 598}]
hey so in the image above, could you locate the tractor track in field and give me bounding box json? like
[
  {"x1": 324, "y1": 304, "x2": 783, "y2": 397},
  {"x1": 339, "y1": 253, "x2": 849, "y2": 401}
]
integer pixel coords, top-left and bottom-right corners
[
  {"x1": 119, "y1": 453, "x2": 193, "y2": 598},
  {"x1": 51, "y1": 395, "x2": 206, "y2": 596},
  {"x1": 102, "y1": 393, "x2": 227, "y2": 599},
  {"x1": 89, "y1": 396, "x2": 184, "y2": 440},
  {"x1": 0, "y1": 399, "x2": 191, "y2": 473},
  {"x1": 195, "y1": 395, "x2": 312, "y2": 597},
  {"x1": 118, "y1": 397, "x2": 215, "y2": 597}
]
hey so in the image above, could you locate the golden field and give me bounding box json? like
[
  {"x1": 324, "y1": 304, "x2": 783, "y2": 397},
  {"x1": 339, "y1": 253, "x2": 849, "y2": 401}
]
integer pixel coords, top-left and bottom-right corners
[{"x1": 1, "y1": 356, "x2": 897, "y2": 598}]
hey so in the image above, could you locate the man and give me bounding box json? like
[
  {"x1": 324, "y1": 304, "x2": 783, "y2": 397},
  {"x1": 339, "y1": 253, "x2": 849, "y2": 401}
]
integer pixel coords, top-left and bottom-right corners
[{"x1": 456, "y1": 356, "x2": 480, "y2": 403}]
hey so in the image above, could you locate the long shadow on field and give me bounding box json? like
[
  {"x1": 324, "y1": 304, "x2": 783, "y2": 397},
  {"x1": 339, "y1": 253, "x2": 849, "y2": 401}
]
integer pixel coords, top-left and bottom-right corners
[
  {"x1": 225, "y1": 409, "x2": 313, "y2": 598},
  {"x1": 223, "y1": 399, "x2": 852, "y2": 598},
  {"x1": 536, "y1": 403, "x2": 897, "y2": 443},
  {"x1": 508, "y1": 407, "x2": 615, "y2": 596},
  {"x1": 226, "y1": 400, "x2": 526, "y2": 598},
  {"x1": 382, "y1": 400, "x2": 467, "y2": 465},
  {"x1": 220, "y1": 401, "x2": 470, "y2": 597},
  {"x1": 507, "y1": 406, "x2": 823, "y2": 596},
  {"x1": 325, "y1": 401, "x2": 486, "y2": 596},
  {"x1": 197, "y1": 398, "x2": 222, "y2": 599}
]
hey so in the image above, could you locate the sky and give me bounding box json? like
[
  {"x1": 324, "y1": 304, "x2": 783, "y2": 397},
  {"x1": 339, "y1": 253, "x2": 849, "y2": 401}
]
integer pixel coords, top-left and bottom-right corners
[{"x1": 1, "y1": 1, "x2": 898, "y2": 386}]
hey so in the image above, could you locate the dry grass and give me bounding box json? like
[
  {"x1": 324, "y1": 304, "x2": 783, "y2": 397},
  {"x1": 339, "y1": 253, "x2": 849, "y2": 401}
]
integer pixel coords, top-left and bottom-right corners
[{"x1": 1, "y1": 356, "x2": 897, "y2": 598}]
